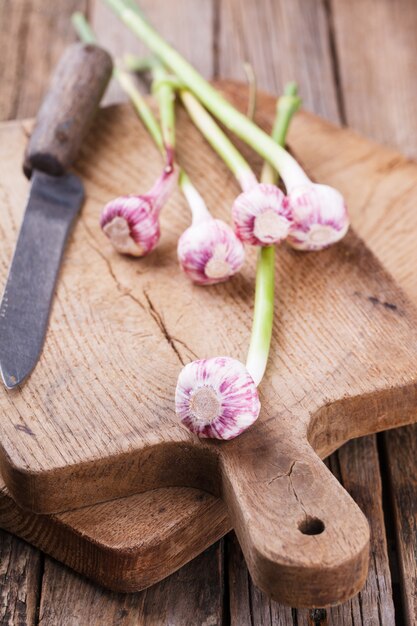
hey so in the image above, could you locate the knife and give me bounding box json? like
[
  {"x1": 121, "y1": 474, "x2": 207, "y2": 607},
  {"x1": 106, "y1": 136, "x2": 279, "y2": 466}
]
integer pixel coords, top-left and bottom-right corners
[{"x1": 0, "y1": 42, "x2": 113, "y2": 389}]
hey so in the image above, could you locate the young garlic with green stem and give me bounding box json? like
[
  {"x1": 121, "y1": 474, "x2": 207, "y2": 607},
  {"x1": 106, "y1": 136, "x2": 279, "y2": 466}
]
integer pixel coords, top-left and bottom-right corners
[
  {"x1": 150, "y1": 65, "x2": 245, "y2": 285},
  {"x1": 176, "y1": 86, "x2": 298, "y2": 440},
  {"x1": 176, "y1": 171, "x2": 245, "y2": 285},
  {"x1": 121, "y1": 55, "x2": 245, "y2": 284},
  {"x1": 73, "y1": 12, "x2": 177, "y2": 257},
  {"x1": 246, "y1": 84, "x2": 300, "y2": 388},
  {"x1": 180, "y1": 89, "x2": 292, "y2": 246},
  {"x1": 102, "y1": 0, "x2": 350, "y2": 251}
]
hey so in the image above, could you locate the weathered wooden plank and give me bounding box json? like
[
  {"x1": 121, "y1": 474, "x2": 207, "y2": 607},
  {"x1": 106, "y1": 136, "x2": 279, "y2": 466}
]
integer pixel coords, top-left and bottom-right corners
[
  {"x1": 0, "y1": 0, "x2": 87, "y2": 122},
  {"x1": 218, "y1": 0, "x2": 340, "y2": 122},
  {"x1": 325, "y1": 437, "x2": 395, "y2": 625},
  {"x1": 331, "y1": 0, "x2": 417, "y2": 158},
  {"x1": 384, "y1": 426, "x2": 417, "y2": 625},
  {"x1": 37, "y1": 541, "x2": 224, "y2": 626},
  {"x1": 228, "y1": 532, "x2": 294, "y2": 625},
  {"x1": 0, "y1": 529, "x2": 42, "y2": 626},
  {"x1": 92, "y1": 0, "x2": 215, "y2": 104}
]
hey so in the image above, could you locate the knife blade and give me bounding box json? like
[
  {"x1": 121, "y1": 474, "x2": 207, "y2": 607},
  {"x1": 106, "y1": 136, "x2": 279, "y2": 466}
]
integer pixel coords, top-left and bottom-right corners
[
  {"x1": 0, "y1": 42, "x2": 112, "y2": 389},
  {"x1": 0, "y1": 173, "x2": 84, "y2": 389}
]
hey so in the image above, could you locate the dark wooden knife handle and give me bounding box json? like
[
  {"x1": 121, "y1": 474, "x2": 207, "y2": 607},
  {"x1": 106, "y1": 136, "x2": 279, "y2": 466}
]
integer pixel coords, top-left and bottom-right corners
[{"x1": 24, "y1": 42, "x2": 113, "y2": 179}]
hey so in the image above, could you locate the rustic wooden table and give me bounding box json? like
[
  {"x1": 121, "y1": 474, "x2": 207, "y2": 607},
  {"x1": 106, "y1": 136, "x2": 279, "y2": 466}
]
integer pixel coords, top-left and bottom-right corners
[{"x1": 1, "y1": 1, "x2": 417, "y2": 624}]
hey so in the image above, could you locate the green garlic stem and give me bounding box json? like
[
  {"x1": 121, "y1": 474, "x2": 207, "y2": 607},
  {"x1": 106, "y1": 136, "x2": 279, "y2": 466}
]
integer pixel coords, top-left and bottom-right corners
[
  {"x1": 123, "y1": 0, "x2": 147, "y2": 17},
  {"x1": 71, "y1": 12, "x2": 97, "y2": 44},
  {"x1": 243, "y1": 62, "x2": 257, "y2": 121},
  {"x1": 71, "y1": 11, "x2": 97, "y2": 44},
  {"x1": 152, "y1": 65, "x2": 176, "y2": 156},
  {"x1": 246, "y1": 245, "x2": 275, "y2": 386},
  {"x1": 119, "y1": 70, "x2": 210, "y2": 223},
  {"x1": 180, "y1": 90, "x2": 257, "y2": 192},
  {"x1": 151, "y1": 75, "x2": 184, "y2": 91},
  {"x1": 261, "y1": 82, "x2": 301, "y2": 185},
  {"x1": 117, "y1": 69, "x2": 165, "y2": 152},
  {"x1": 72, "y1": 11, "x2": 209, "y2": 224},
  {"x1": 150, "y1": 67, "x2": 211, "y2": 224},
  {"x1": 102, "y1": 0, "x2": 310, "y2": 190},
  {"x1": 246, "y1": 83, "x2": 301, "y2": 387},
  {"x1": 120, "y1": 72, "x2": 209, "y2": 223},
  {"x1": 123, "y1": 52, "x2": 158, "y2": 72},
  {"x1": 179, "y1": 171, "x2": 213, "y2": 225},
  {"x1": 72, "y1": 12, "x2": 164, "y2": 152}
]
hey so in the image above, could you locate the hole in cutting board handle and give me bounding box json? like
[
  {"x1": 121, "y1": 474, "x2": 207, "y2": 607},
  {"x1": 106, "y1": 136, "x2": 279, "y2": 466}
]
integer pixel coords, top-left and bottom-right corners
[{"x1": 298, "y1": 516, "x2": 325, "y2": 535}]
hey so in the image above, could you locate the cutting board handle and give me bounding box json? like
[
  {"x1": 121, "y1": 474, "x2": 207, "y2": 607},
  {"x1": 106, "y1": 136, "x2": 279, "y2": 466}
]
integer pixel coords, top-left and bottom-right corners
[
  {"x1": 219, "y1": 422, "x2": 370, "y2": 607},
  {"x1": 23, "y1": 42, "x2": 113, "y2": 179}
]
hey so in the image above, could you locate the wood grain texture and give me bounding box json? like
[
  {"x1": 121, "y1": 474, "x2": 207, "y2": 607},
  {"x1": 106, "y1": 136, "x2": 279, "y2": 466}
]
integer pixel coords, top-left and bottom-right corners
[
  {"x1": 218, "y1": 0, "x2": 340, "y2": 122},
  {"x1": 228, "y1": 532, "x2": 294, "y2": 625},
  {"x1": 2, "y1": 85, "x2": 417, "y2": 606},
  {"x1": 0, "y1": 529, "x2": 42, "y2": 626},
  {"x1": 24, "y1": 42, "x2": 113, "y2": 177},
  {"x1": 1, "y1": 0, "x2": 416, "y2": 621},
  {"x1": 37, "y1": 541, "x2": 224, "y2": 626},
  {"x1": 0, "y1": 479, "x2": 229, "y2": 593},
  {"x1": 325, "y1": 437, "x2": 395, "y2": 625},
  {"x1": 331, "y1": 0, "x2": 417, "y2": 158},
  {"x1": 92, "y1": 0, "x2": 215, "y2": 105},
  {"x1": 0, "y1": 0, "x2": 87, "y2": 122},
  {"x1": 384, "y1": 426, "x2": 417, "y2": 626},
  {"x1": 228, "y1": 437, "x2": 395, "y2": 625}
]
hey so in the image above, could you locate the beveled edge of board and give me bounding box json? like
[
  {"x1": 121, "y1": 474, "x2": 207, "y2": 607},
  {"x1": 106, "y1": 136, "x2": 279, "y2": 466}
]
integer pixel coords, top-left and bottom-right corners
[{"x1": 0, "y1": 480, "x2": 230, "y2": 592}]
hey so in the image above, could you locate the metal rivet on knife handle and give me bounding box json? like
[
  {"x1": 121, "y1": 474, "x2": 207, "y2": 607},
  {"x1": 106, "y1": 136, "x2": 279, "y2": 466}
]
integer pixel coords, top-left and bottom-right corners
[{"x1": 23, "y1": 42, "x2": 113, "y2": 179}]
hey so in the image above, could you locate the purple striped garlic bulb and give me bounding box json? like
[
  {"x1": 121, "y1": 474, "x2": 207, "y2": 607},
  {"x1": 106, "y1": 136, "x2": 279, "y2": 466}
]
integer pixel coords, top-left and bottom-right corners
[
  {"x1": 175, "y1": 357, "x2": 260, "y2": 439},
  {"x1": 286, "y1": 183, "x2": 349, "y2": 251},
  {"x1": 100, "y1": 165, "x2": 177, "y2": 257},
  {"x1": 177, "y1": 219, "x2": 245, "y2": 285},
  {"x1": 232, "y1": 183, "x2": 292, "y2": 246}
]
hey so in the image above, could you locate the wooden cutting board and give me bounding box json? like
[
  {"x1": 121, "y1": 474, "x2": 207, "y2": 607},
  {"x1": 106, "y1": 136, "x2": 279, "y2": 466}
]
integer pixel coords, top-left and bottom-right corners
[
  {"x1": 0, "y1": 480, "x2": 230, "y2": 592},
  {"x1": 2, "y1": 83, "x2": 417, "y2": 607}
]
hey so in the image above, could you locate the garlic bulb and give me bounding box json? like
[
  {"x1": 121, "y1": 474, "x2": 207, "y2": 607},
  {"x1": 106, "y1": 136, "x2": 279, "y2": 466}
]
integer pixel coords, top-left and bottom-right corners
[
  {"x1": 286, "y1": 183, "x2": 349, "y2": 251},
  {"x1": 100, "y1": 165, "x2": 177, "y2": 257},
  {"x1": 175, "y1": 357, "x2": 260, "y2": 439},
  {"x1": 177, "y1": 218, "x2": 245, "y2": 285},
  {"x1": 232, "y1": 183, "x2": 292, "y2": 246}
]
